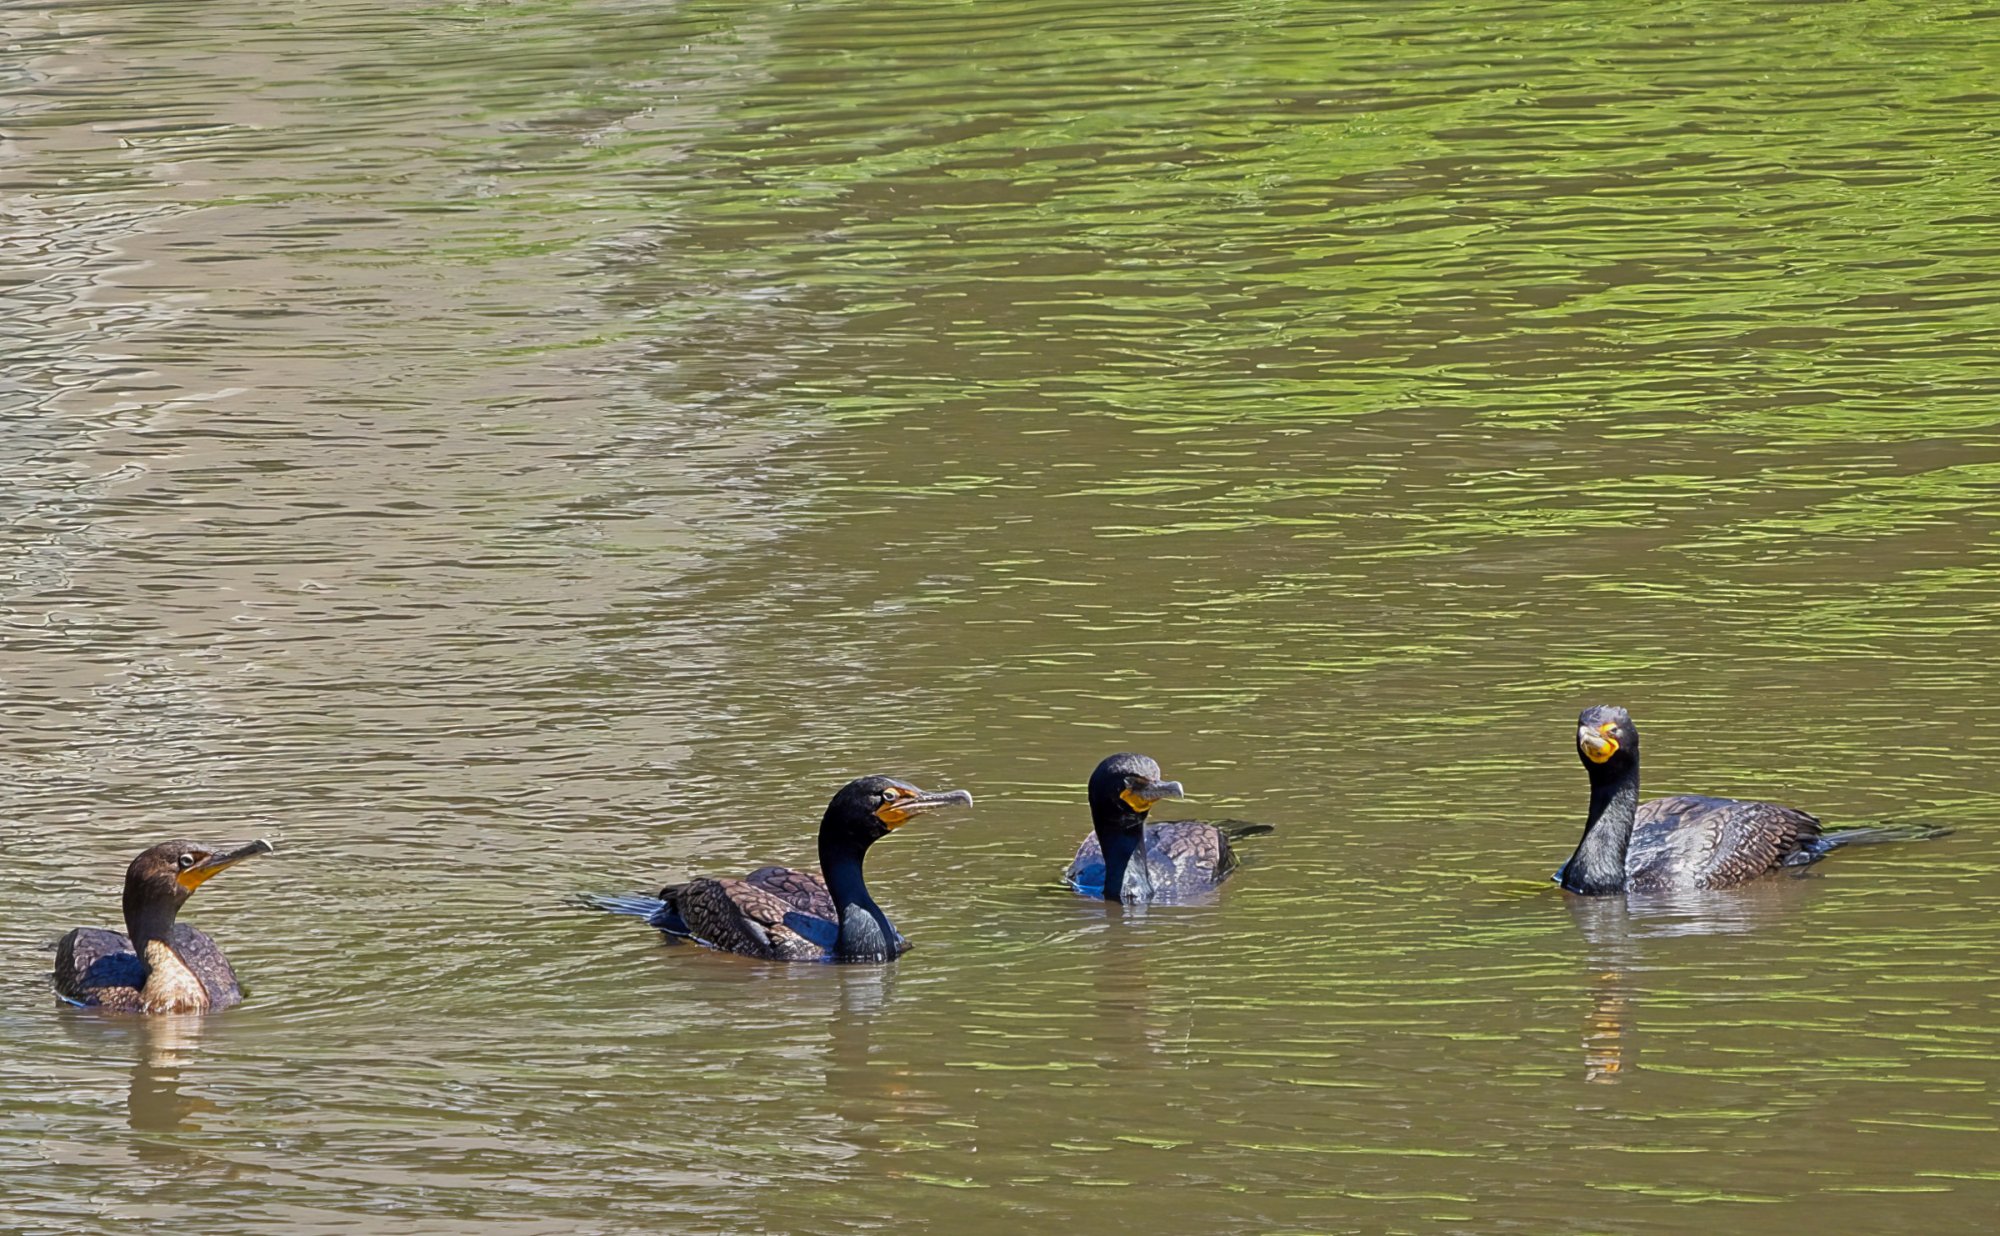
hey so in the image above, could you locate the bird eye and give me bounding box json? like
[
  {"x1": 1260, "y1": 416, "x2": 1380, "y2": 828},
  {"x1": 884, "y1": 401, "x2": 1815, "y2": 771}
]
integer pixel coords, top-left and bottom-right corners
[{"x1": 177, "y1": 853, "x2": 196, "y2": 870}]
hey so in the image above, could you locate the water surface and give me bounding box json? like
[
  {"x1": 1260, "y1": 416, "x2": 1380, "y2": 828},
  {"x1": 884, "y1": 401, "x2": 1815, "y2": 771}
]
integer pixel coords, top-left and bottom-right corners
[{"x1": 4, "y1": 1, "x2": 1999, "y2": 1230}]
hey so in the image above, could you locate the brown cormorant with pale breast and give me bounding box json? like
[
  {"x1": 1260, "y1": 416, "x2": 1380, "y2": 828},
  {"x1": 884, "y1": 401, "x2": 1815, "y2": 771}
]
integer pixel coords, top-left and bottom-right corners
[
  {"x1": 53, "y1": 839, "x2": 274, "y2": 1013},
  {"x1": 1065, "y1": 753, "x2": 1271, "y2": 903},
  {"x1": 585, "y1": 775, "x2": 973, "y2": 962},
  {"x1": 1560, "y1": 705, "x2": 1940, "y2": 894}
]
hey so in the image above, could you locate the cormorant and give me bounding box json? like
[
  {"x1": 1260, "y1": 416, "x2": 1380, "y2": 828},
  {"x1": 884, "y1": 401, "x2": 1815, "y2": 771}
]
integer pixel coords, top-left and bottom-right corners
[
  {"x1": 1560, "y1": 705, "x2": 1940, "y2": 894},
  {"x1": 53, "y1": 839, "x2": 275, "y2": 1013},
  {"x1": 586, "y1": 775, "x2": 973, "y2": 962},
  {"x1": 1064, "y1": 753, "x2": 1271, "y2": 903}
]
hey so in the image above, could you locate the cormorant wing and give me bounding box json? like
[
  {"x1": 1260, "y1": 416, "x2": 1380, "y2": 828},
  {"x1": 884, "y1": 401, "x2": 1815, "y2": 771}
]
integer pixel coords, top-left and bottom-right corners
[
  {"x1": 1143, "y1": 820, "x2": 1237, "y2": 886},
  {"x1": 743, "y1": 866, "x2": 836, "y2": 920},
  {"x1": 53, "y1": 927, "x2": 144, "y2": 1005},
  {"x1": 1630, "y1": 795, "x2": 1823, "y2": 890},
  {"x1": 1065, "y1": 831, "x2": 1107, "y2": 894},
  {"x1": 676, "y1": 876, "x2": 830, "y2": 960}
]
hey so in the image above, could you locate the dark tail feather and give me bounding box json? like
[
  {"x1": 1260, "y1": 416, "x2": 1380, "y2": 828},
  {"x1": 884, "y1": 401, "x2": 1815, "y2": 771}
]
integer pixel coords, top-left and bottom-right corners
[
  {"x1": 654, "y1": 882, "x2": 694, "y2": 935},
  {"x1": 573, "y1": 892, "x2": 670, "y2": 921},
  {"x1": 1215, "y1": 819, "x2": 1275, "y2": 841},
  {"x1": 1809, "y1": 823, "x2": 1953, "y2": 856}
]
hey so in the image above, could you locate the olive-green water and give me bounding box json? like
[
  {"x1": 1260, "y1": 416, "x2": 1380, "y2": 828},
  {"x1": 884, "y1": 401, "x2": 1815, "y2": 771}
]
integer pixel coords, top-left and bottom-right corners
[{"x1": 5, "y1": 0, "x2": 1999, "y2": 1231}]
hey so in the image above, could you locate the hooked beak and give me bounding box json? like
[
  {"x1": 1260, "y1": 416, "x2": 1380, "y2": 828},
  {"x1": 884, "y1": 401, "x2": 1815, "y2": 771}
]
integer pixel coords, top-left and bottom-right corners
[
  {"x1": 1577, "y1": 724, "x2": 1620, "y2": 765},
  {"x1": 876, "y1": 788, "x2": 975, "y2": 830},
  {"x1": 178, "y1": 838, "x2": 276, "y2": 891},
  {"x1": 1119, "y1": 778, "x2": 1186, "y2": 814}
]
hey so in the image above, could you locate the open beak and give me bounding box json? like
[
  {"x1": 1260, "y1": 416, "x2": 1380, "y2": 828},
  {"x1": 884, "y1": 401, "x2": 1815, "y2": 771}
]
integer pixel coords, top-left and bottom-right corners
[
  {"x1": 1119, "y1": 778, "x2": 1187, "y2": 814},
  {"x1": 877, "y1": 788, "x2": 975, "y2": 830},
  {"x1": 1577, "y1": 725, "x2": 1620, "y2": 764},
  {"x1": 179, "y1": 838, "x2": 276, "y2": 891}
]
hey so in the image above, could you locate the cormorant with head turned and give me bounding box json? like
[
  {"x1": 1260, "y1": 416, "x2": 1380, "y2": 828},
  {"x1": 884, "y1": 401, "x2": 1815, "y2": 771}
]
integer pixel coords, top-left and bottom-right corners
[
  {"x1": 585, "y1": 775, "x2": 973, "y2": 962},
  {"x1": 53, "y1": 839, "x2": 275, "y2": 1013},
  {"x1": 1065, "y1": 753, "x2": 1271, "y2": 903},
  {"x1": 1560, "y1": 705, "x2": 1942, "y2": 894}
]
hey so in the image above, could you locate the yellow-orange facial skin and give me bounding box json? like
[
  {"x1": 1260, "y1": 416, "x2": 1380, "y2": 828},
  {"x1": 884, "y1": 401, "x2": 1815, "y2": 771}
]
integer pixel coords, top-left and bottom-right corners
[
  {"x1": 1119, "y1": 787, "x2": 1159, "y2": 813},
  {"x1": 876, "y1": 790, "x2": 917, "y2": 830},
  {"x1": 174, "y1": 840, "x2": 274, "y2": 891},
  {"x1": 1579, "y1": 721, "x2": 1621, "y2": 764},
  {"x1": 177, "y1": 855, "x2": 222, "y2": 892},
  {"x1": 1115, "y1": 775, "x2": 1186, "y2": 813},
  {"x1": 874, "y1": 786, "x2": 976, "y2": 829}
]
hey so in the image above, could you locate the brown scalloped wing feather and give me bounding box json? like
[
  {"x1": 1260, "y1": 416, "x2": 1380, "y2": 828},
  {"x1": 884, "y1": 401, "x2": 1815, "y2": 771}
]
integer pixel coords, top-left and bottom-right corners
[
  {"x1": 1144, "y1": 820, "x2": 1239, "y2": 891},
  {"x1": 1628, "y1": 795, "x2": 1824, "y2": 891},
  {"x1": 742, "y1": 866, "x2": 837, "y2": 920},
  {"x1": 676, "y1": 873, "x2": 833, "y2": 961}
]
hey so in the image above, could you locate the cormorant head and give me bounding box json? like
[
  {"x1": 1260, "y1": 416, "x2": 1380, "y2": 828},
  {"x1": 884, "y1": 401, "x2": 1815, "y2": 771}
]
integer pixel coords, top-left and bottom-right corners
[
  {"x1": 820, "y1": 775, "x2": 974, "y2": 850},
  {"x1": 1087, "y1": 753, "x2": 1186, "y2": 831},
  {"x1": 1576, "y1": 705, "x2": 1639, "y2": 773},
  {"x1": 122, "y1": 839, "x2": 274, "y2": 947}
]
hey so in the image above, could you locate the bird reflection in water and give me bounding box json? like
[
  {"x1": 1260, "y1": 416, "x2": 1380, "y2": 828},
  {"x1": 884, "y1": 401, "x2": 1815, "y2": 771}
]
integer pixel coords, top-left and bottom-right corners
[
  {"x1": 1084, "y1": 914, "x2": 1181, "y2": 1068},
  {"x1": 821, "y1": 965, "x2": 937, "y2": 1152},
  {"x1": 1563, "y1": 874, "x2": 1818, "y2": 1084},
  {"x1": 57, "y1": 1005, "x2": 222, "y2": 1139},
  {"x1": 1565, "y1": 899, "x2": 1637, "y2": 1085},
  {"x1": 125, "y1": 1015, "x2": 219, "y2": 1136}
]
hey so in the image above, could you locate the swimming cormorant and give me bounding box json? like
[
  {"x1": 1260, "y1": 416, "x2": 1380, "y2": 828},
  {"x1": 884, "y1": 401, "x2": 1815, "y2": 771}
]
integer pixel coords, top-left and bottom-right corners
[
  {"x1": 1560, "y1": 705, "x2": 1938, "y2": 894},
  {"x1": 1065, "y1": 753, "x2": 1270, "y2": 903},
  {"x1": 586, "y1": 775, "x2": 973, "y2": 962},
  {"x1": 53, "y1": 839, "x2": 275, "y2": 1013}
]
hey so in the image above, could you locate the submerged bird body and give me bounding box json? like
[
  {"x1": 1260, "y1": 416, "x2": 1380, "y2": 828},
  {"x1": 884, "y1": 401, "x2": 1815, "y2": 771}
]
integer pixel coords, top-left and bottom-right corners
[
  {"x1": 56, "y1": 924, "x2": 244, "y2": 1013},
  {"x1": 1064, "y1": 753, "x2": 1269, "y2": 903},
  {"x1": 52, "y1": 839, "x2": 274, "y2": 1013},
  {"x1": 589, "y1": 776, "x2": 973, "y2": 963},
  {"x1": 1067, "y1": 821, "x2": 1242, "y2": 901},
  {"x1": 659, "y1": 865, "x2": 875, "y2": 961},
  {"x1": 1559, "y1": 706, "x2": 1933, "y2": 895}
]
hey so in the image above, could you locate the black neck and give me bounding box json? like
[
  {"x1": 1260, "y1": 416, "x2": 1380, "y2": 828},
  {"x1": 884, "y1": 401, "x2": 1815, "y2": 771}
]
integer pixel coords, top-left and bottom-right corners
[
  {"x1": 123, "y1": 896, "x2": 180, "y2": 964},
  {"x1": 819, "y1": 838, "x2": 895, "y2": 959},
  {"x1": 121, "y1": 876, "x2": 182, "y2": 952},
  {"x1": 1092, "y1": 805, "x2": 1150, "y2": 902},
  {"x1": 1563, "y1": 760, "x2": 1640, "y2": 895}
]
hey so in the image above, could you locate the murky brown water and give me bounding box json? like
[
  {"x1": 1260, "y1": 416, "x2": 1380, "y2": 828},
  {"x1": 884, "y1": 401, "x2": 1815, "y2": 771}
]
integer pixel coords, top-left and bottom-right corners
[{"x1": 5, "y1": 0, "x2": 1999, "y2": 1230}]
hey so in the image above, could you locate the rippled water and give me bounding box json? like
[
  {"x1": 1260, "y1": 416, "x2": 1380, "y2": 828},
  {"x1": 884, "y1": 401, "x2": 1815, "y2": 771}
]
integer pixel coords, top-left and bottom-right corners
[{"x1": 5, "y1": 0, "x2": 1999, "y2": 1230}]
